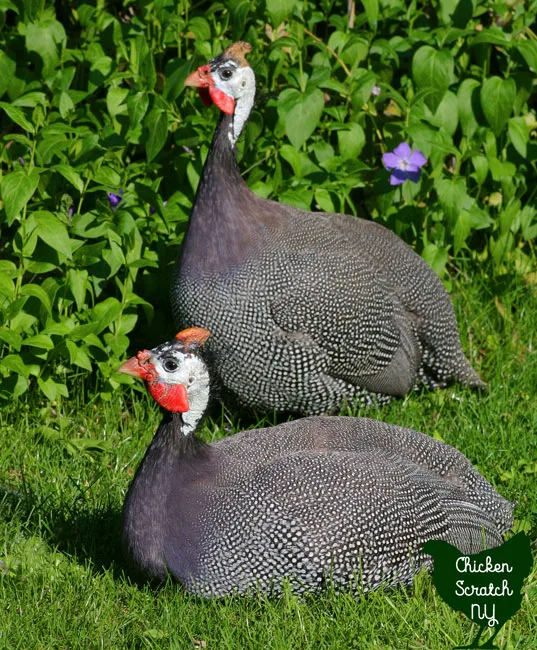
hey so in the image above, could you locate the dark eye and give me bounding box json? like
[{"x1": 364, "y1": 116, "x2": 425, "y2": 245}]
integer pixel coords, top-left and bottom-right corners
[
  {"x1": 220, "y1": 68, "x2": 233, "y2": 80},
  {"x1": 163, "y1": 358, "x2": 178, "y2": 372}
]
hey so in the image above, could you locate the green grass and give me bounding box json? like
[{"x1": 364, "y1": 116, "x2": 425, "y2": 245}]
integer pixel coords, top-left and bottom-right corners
[{"x1": 1, "y1": 270, "x2": 536, "y2": 650}]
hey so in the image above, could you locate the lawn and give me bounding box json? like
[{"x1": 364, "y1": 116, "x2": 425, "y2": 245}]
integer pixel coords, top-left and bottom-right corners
[{"x1": 1, "y1": 271, "x2": 536, "y2": 650}]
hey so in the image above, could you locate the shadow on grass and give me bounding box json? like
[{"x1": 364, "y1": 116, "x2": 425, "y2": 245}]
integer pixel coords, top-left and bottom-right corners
[{"x1": 1, "y1": 483, "x2": 131, "y2": 583}]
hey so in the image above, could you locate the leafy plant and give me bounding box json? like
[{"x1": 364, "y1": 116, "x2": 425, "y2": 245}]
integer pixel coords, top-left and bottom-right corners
[{"x1": 0, "y1": 0, "x2": 536, "y2": 402}]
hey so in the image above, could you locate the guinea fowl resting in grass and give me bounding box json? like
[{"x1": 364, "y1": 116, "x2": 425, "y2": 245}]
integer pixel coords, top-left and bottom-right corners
[
  {"x1": 171, "y1": 42, "x2": 485, "y2": 416},
  {"x1": 118, "y1": 327, "x2": 512, "y2": 597}
]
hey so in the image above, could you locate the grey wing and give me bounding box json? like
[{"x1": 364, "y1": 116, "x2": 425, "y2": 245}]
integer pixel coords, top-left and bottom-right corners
[{"x1": 267, "y1": 248, "x2": 422, "y2": 396}]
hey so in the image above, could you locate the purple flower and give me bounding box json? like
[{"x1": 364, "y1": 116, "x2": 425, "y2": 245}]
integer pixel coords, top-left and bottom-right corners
[
  {"x1": 68, "y1": 207, "x2": 74, "y2": 217},
  {"x1": 382, "y1": 142, "x2": 427, "y2": 186},
  {"x1": 371, "y1": 84, "x2": 381, "y2": 97},
  {"x1": 107, "y1": 189, "x2": 123, "y2": 210},
  {"x1": 18, "y1": 157, "x2": 25, "y2": 166}
]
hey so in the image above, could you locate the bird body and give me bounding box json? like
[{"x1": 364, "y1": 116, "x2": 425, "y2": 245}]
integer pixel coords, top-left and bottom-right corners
[
  {"x1": 119, "y1": 328, "x2": 512, "y2": 597},
  {"x1": 171, "y1": 42, "x2": 484, "y2": 415}
]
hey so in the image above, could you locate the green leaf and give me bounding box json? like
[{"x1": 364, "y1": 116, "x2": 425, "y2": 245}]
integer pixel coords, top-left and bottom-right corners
[
  {"x1": 38, "y1": 377, "x2": 68, "y2": 402},
  {"x1": 127, "y1": 91, "x2": 149, "y2": 130},
  {"x1": 145, "y1": 108, "x2": 168, "y2": 162},
  {"x1": 337, "y1": 123, "x2": 365, "y2": 160},
  {"x1": 314, "y1": 188, "x2": 335, "y2": 212},
  {"x1": 230, "y1": 0, "x2": 251, "y2": 40},
  {"x1": 0, "y1": 101, "x2": 35, "y2": 133},
  {"x1": 22, "y1": 0, "x2": 43, "y2": 21},
  {"x1": 163, "y1": 60, "x2": 191, "y2": 102},
  {"x1": 421, "y1": 243, "x2": 448, "y2": 277},
  {"x1": 0, "y1": 328, "x2": 22, "y2": 350},
  {"x1": 20, "y1": 283, "x2": 52, "y2": 316},
  {"x1": 436, "y1": 178, "x2": 470, "y2": 223},
  {"x1": 0, "y1": 274, "x2": 15, "y2": 299},
  {"x1": 283, "y1": 89, "x2": 325, "y2": 150},
  {"x1": 266, "y1": 0, "x2": 294, "y2": 26},
  {"x1": 0, "y1": 50, "x2": 16, "y2": 99},
  {"x1": 68, "y1": 269, "x2": 88, "y2": 311},
  {"x1": 115, "y1": 313, "x2": 138, "y2": 337},
  {"x1": 508, "y1": 117, "x2": 529, "y2": 158},
  {"x1": 24, "y1": 334, "x2": 55, "y2": 350},
  {"x1": 140, "y1": 52, "x2": 156, "y2": 90},
  {"x1": 93, "y1": 166, "x2": 121, "y2": 187},
  {"x1": 361, "y1": 0, "x2": 379, "y2": 29},
  {"x1": 52, "y1": 164, "x2": 84, "y2": 192},
  {"x1": 471, "y1": 156, "x2": 489, "y2": 186},
  {"x1": 453, "y1": 210, "x2": 472, "y2": 253},
  {"x1": 25, "y1": 18, "x2": 66, "y2": 77},
  {"x1": 472, "y1": 28, "x2": 511, "y2": 47},
  {"x1": 480, "y1": 77, "x2": 516, "y2": 136},
  {"x1": 93, "y1": 298, "x2": 123, "y2": 333},
  {"x1": 0, "y1": 1, "x2": 18, "y2": 14},
  {"x1": 34, "y1": 211, "x2": 72, "y2": 258},
  {"x1": 0, "y1": 169, "x2": 40, "y2": 224},
  {"x1": 430, "y1": 90, "x2": 458, "y2": 136},
  {"x1": 279, "y1": 144, "x2": 302, "y2": 178},
  {"x1": 439, "y1": 0, "x2": 473, "y2": 27},
  {"x1": 517, "y1": 41, "x2": 537, "y2": 73},
  {"x1": 186, "y1": 17, "x2": 211, "y2": 41},
  {"x1": 412, "y1": 46, "x2": 454, "y2": 109},
  {"x1": 1, "y1": 354, "x2": 30, "y2": 377},
  {"x1": 457, "y1": 79, "x2": 480, "y2": 138},
  {"x1": 58, "y1": 90, "x2": 74, "y2": 118},
  {"x1": 106, "y1": 87, "x2": 129, "y2": 117},
  {"x1": 66, "y1": 340, "x2": 93, "y2": 371},
  {"x1": 12, "y1": 91, "x2": 48, "y2": 108},
  {"x1": 468, "y1": 204, "x2": 493, "y2": 230}
]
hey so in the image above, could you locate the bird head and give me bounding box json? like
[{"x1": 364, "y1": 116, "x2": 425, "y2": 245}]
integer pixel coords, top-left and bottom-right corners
[
  {"x1": 184, "y1": 41, "x2": 254, "y2": 116},
  {"x1": 119, "y1": 327, "x2": 211, "y2": 434}
]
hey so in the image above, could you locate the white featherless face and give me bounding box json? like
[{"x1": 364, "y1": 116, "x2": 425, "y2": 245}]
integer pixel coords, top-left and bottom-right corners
[
  {"x1": 212, "y1": 62, "x2": 256, "y2": 144},
  {"x1": 150, "y1": 344, "x2": 211, "y2": 436}
]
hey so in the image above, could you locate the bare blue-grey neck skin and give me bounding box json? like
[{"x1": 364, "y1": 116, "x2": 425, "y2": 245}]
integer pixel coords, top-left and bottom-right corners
[
  {"x1": 121, "y1": 341, "x2": 212, "y2": 582},
  {"x1": 122, "y1": 411, "x2": 212, "y2": 582},
  {"x1": 178, "y1": 59, "x2": 267, "y2": 276}
]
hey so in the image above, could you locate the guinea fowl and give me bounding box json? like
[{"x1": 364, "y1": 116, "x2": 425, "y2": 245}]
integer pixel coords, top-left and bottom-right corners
[
  {"x1": 118, "y1": 327, "x2": 512, "y2": 597},
  {"x1": 171, "y1": 42, "x2": 485, "y2": 416}
]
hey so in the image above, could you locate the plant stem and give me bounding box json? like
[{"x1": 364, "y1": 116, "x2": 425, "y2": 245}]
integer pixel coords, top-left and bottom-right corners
[{"x1": 303, "y1": 28, "x2": 352, "y2": 77}]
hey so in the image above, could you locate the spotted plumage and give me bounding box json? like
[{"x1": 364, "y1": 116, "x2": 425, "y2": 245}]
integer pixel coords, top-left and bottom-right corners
[{"x1": 119, "y1": 331, "x2": 512, "y2": 597}]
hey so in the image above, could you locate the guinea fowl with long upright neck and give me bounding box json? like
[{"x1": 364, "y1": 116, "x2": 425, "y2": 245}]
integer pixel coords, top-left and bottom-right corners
[
  {"x1": 172, "y1": 42, "x2": 485, "y2": 416},
  {"x1": 119, "y1": 328, "x2": 512, "y2": 597}
]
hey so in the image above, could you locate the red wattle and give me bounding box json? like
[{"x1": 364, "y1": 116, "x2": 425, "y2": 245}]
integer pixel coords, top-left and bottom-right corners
[
  {"x1": 148, "y1": 382, "x2": 190, "y2": 412},
  {"x1": 209, "y1": 87, "x2": 235, "y2": 114}
]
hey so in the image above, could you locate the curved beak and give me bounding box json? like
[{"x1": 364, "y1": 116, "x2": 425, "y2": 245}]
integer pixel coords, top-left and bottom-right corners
[
  {"x1": 118, "y1": 350, "x2": 152, "y2": 378},
  {"x1": 118, "y1": 357, "x2": 144, "y2": 377},
  {"x1": 184, "y1": 65, "x2": 212, "y2": 88}
]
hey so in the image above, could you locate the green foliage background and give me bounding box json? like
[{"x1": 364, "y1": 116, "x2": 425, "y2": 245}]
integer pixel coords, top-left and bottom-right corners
[{"x1": 0, "y1": 0, "x2": 536, "y2": 403}]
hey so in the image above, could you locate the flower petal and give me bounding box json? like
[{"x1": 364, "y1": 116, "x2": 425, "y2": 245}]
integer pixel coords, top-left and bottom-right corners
[
  {"x1": 107, "y1": 192, "x2": 123, "y2": 210},
  {"x1": 389, "y1": 169, "x2": 408, "y2": 185},
  {"x1": 382, "y1": 152, "x2": 400, "y2": 170},
  {"x1": 408, "y1": 149, "x2": 427, "y2": 168},
  {"x1": 406, "y1": 169, "x2": 422, "y2": 184},
  {"x1": 392, "y1": 141, "x2": 412, "y2": 160}
]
